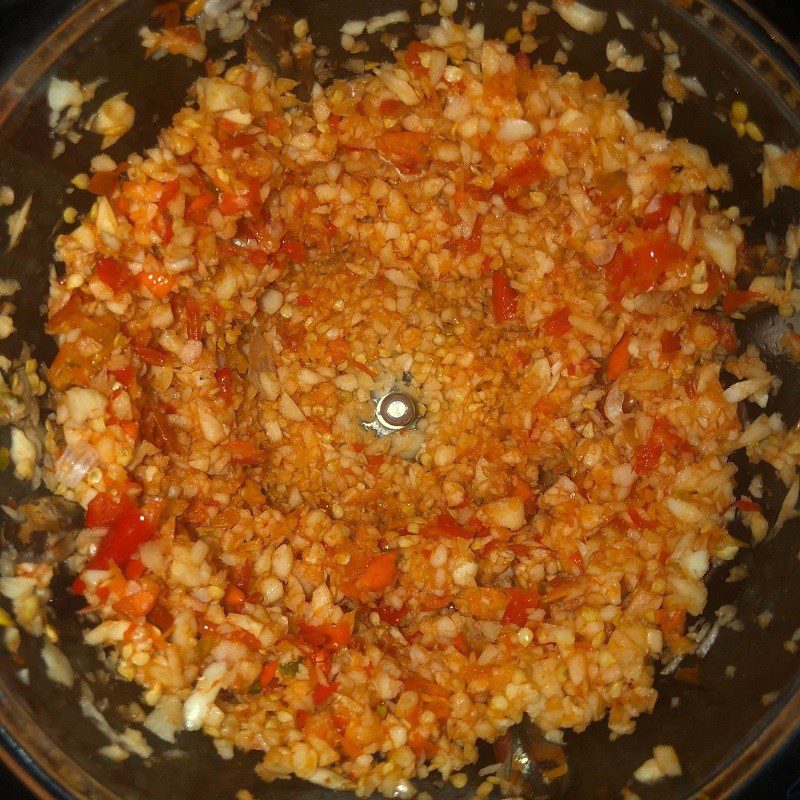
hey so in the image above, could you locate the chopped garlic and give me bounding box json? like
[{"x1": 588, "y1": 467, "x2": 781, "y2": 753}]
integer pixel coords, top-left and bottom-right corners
[
  {"x1": 0, "y1": 278, "x2": 20, "y2": 298},
  {"x1": 380, "y1": 68, "x2": 419, "y2": 105},
  {"x1": 47, "y1": 77, "x2": 85, "y2": 127},
  {"x1": 6, "y1": 194, "x2": 32, "y2": 251},
  {"x1": 183, "y1": 660, "x2": 227, "y2": 730},
  {"x1": 64, "y1": 387, "x2": 106, "y2": 426},
  {"x1": 652, "y1": 745, "x2": 682, "y2": 777},
  {"x1": 10, "y1": 428, "x2": 36, "y2": 480},
  {"x1": 89, "y1": 93, "x2": 135, "y2": 148},
  {"x1": 483, "y1": 496, "x2": 525, "y2": 530},
  {"x1": 552, "y1": 0, "x2": 607, "y2": 34},
  {"x1": 42, "y1": 639, "x2": 75, "y2": 687},
  {"x1": 616, "y1": 11, "x2": 634, "y2": 30},
  {"x1": 606, "y1": 40, "x2": 644, "y2": 72},
  {"x1": 497, "y1": 118, "x2": 535, "y2": 142}
]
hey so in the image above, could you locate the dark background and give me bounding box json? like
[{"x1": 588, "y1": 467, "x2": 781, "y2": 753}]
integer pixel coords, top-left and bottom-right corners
[
  {"x1": 0, "y1": 0, "x2": 798, "y2": 80},
  {"x1": 0, "y1": 0, "x2": 798, "y2": 798}
]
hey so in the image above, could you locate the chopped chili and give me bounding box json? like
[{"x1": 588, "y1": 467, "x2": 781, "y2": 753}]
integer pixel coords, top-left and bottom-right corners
[{"x1": 491, "y1": 270, "x2": 518, "y2": 324}]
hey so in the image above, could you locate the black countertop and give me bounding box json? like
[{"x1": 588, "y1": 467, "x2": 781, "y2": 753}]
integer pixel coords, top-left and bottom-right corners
[{"x1": 0, "y1": 0, "x2": 798, "y2": 798}]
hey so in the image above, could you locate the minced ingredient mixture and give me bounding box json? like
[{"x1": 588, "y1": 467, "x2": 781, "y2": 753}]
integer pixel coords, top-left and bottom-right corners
[{"x1": 44, "y1": 18, "x2": 768, "y2": 795}]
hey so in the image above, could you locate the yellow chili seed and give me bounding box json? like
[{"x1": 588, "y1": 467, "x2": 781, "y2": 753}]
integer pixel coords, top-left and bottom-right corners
[
  {"x1": 185, "y1": 0, "x2": 204, "y2": 19},
  {"x1": 450, "y1": 773, "x2": 468, "y2": 789},
  {"x1": 731, "y1": 101, "x2": 748, "y2": 124},
  {"x1": 745, "y1": 121, "x2": 764, "y2": 142}
]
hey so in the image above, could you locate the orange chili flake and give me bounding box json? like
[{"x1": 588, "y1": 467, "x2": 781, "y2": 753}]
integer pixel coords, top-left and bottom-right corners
[
  {"x1": 223, "y1": 585, "x2": 247, "y2": 613},
  {"x1": 133, "y1": 343, "x2": 168, "y2": 366},
  {"x1": 171, "y1": 294, "x2": 202, "y2": 341},
  {"x1": 259, "y1": 661, "x2": 278, "y2": 687},
  {"x1": 152, "y1": 1, "x2": 181, "y2": 29},
  {"x1": 249, "y1": 248, "x2": 269, "y2": 267},
  {"x1": 141, "y1": 407, "x2": 177, "y2": 452},
  {"x1": 655, "y1": 608, "x2": 686, "y2": 638},
  {"x1": 404, "y1": 41, "x2": 433, "y2": 75},
  {"x1": 452, "y1": 632, "x2": 469, "y2": 655},
  {"x1": 606, "y1": 332, "x2": 631, "y2": 380},
  {"x1": 187, "y1": 189, "x2": 215, "y2": 225},
  {"x1": 228, "y1": 439, "x2": 268, "y2": 465},
  {"x1": 227, "y1": 628, "x2": 262, "y2": 650},
  {"x1": 263, "y1": 114, "x2": 287, "y2": 135},
  {"x1": 138, "y1": 271, "x2": 175, "y2": 299},
  {"x1": 501, "y1": 588, "x2": 540, "y2": 626},
  {"x1": 379, "y1": 98, "x2": 406, "y2": 117},
  {"x1": 306, "y1": 414, "x2": 331, "y2": 434},
  {"x1": 350, "y1": 360, "x2": 377, "y2": 379},
  {"x1": 96, "y1": 256, "x2": 131, "y2": 293},
  {"x1": 641, "y1": 192, "x2": 680, "y2": 229},
  {"x1": 299, "y1": 621, "x2": 352, "y2": 649},
  {"x1": 147, "y1": 602, "x2": 174, "y2": 633},
  {"x1": 87, "y1": 170, "x2": 121, "y2": 196},
  {"x1": 123, "y1": 557, "x2": 145, "y2": 581},
  {"x1": 420, "y1": 513, "x2": 489, "y2": 539},
  {"x1": 110, "y1": 365, "x2": 135, "y2": 388},
  {"x1": 184, "y1": 296, "x2": 201, "y2": 340},
  {"x1": 375, "y1": 130, "x2": 431, "y2": 167},
  {"x1": 281, "y1": 240, "x2": 307, "y2": 263},
  {"x1": 605, "y1": 232, "x2": 684, "y2": 298},
  {"x1": 312, "y1": 682, "x2": 337, "y2": 705},
  {"x1": 498, "y1": 154, "x2": 546, "y2": 188},
  {"x1": 722, "y1": 289, "x2": 760, "y2": 315},
  {"x1": 214, "y1": 367, "x2": 234, "y2": 405},
  {"x1": 632, "y1": 417, "x2": 692, "y2": 476},
  {"x1": 491, "y1": 270, "x2": 518, "y2": 323},
  {"x1": 328, "y1": 338, "x2": 350, "y2": 365},
  {"x1": 512, "y1": 478, "x2": 533, "y2": 502},
  {"x1": 364, "y1": 453, "x2": 384, "y2": 474},
  {"x1": 660, "y1": 329, "x2": 681, "y2": 355},
  {"x1": 632, "y1": 440, "x2": 662, "y2": 476},
  {"x1": 542, "y1": 307, "x2": 571, "y2": 337},
  {"x1": 157, "y1": 177, "x2": 181, "y2": 211},
  {"x1": 628, "y1": 506, "x2": 656, "y2": 530},
  {"x1": 218, "y1": 191, "x2": 248, "y2": 215},
  {"x1": 358, "y1": 551, "x2": 398, "y2": 593},
  {"x1": 376, "y1": 603, "x2": 406, "y2": 625},
  {"x1": 112, "y1": 588, "x2": 159, "y2": 621},
  {"x1": 183, "y1": 497, "x2": 215, "y2": 526}
]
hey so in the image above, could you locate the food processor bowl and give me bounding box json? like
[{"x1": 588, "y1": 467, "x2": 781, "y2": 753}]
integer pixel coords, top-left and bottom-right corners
[{"x1": 0, "y1": 1, "x2": 798, "y2": 798}]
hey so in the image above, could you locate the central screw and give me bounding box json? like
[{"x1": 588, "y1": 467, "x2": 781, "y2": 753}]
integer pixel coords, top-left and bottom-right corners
[{"x1": 375, "y1": 391, "x2": 417, "y2": 430}]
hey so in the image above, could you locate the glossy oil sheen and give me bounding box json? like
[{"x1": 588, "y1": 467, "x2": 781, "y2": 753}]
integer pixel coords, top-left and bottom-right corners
[{"x1": 0, "y1": 1, "x2": 798, "y2": 799}]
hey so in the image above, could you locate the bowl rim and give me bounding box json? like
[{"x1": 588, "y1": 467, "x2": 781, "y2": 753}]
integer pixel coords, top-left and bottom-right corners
[
  {"x1": 0, "y1": 1, "x2": 799, "y2": 799},
  {"x1": 0, "y1": 720, "x2": 67, "y2": 800}
]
